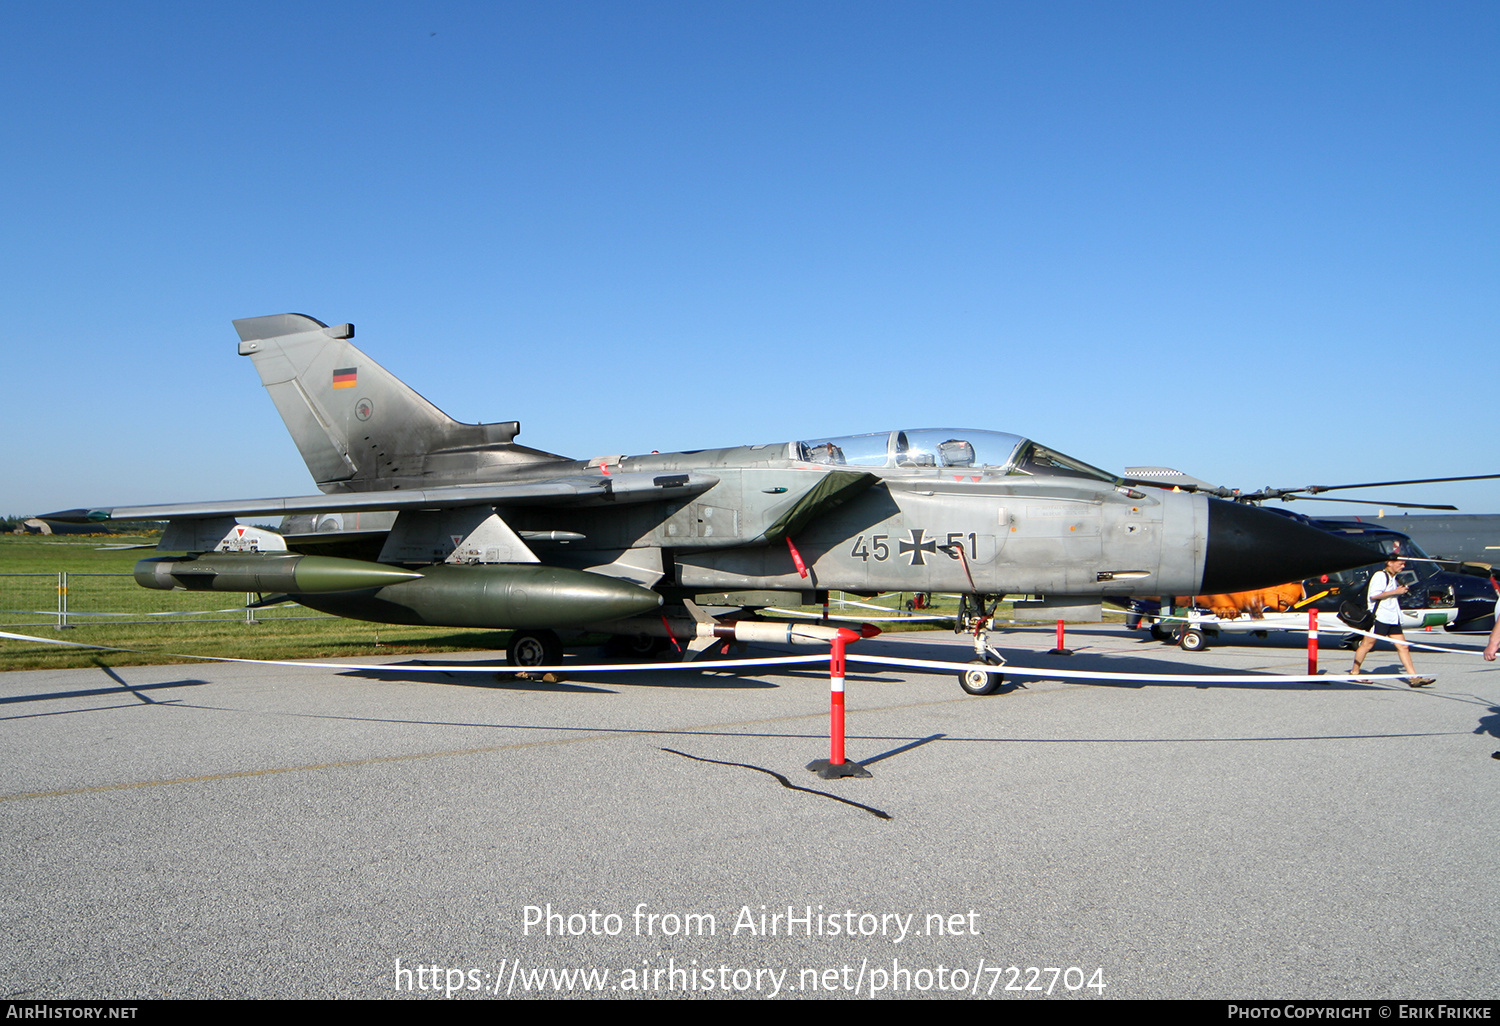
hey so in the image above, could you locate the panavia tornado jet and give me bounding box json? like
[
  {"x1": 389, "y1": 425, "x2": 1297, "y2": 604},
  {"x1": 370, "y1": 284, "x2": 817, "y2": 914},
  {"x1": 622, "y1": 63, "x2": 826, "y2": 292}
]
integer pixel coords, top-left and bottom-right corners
[{"x1": 44, "y1": 313, "x2": 1378, "y2": 693}]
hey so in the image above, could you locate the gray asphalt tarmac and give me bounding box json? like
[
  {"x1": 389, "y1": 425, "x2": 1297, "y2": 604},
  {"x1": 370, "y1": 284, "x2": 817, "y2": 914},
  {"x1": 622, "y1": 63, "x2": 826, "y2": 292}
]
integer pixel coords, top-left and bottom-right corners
[{"x1": 2, "y1": 625, "x2": 1496, "y2": 1000}]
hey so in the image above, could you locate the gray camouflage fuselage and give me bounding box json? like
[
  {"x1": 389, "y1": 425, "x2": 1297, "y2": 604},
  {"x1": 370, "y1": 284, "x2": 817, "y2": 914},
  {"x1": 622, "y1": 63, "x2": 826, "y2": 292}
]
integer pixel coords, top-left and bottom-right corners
[
  {"x1": 44, "y1": 313, "x2": 1379, "y2": 636},
  {"x1": 466, "y1": 445, "x2": 1202, "y2": 600}
]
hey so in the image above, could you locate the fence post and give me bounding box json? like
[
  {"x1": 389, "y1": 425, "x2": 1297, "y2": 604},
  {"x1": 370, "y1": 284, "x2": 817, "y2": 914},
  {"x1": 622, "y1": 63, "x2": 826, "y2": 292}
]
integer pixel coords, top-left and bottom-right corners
[{"x1": 57, "y1": 571, "x2": 67, "y2": 628}]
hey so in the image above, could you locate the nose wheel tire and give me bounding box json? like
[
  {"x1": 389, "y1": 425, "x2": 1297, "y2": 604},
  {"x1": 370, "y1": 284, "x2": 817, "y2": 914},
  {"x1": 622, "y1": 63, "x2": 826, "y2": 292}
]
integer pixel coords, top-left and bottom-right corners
[
  {"x1": 959, "y1": 661, "x2": 1004, "y2": 696},
  {"x1": 507, "y1": 629, "x2": 563, "y2": 668}
]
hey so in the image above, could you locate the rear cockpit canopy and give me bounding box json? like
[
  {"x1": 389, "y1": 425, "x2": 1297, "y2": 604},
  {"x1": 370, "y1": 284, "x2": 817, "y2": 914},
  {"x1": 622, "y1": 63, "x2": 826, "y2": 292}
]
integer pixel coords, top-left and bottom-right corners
[{"x1": 794, "y1": 429, "x2": 1119, "y2": 484}]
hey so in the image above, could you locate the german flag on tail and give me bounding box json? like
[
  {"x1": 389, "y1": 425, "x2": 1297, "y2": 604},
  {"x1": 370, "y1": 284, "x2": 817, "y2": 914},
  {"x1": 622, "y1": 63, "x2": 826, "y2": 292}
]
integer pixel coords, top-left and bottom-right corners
[{"x1": 332, "y1": 368, "x2": 357, "y2": 389}]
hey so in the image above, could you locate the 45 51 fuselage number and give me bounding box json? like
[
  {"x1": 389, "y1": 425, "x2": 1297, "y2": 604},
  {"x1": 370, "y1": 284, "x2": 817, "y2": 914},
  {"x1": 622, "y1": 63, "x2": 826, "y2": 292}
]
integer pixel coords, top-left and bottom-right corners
[{"x1": 849, "y1": 531, "x2": 978, "y2": 566}]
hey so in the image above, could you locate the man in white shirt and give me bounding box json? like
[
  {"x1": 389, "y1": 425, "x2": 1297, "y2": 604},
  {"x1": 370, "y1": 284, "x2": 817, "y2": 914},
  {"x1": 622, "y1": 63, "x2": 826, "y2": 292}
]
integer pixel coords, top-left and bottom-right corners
[{"x1": 1350, "y1": 556, "x2": 1434, "y2": 686}]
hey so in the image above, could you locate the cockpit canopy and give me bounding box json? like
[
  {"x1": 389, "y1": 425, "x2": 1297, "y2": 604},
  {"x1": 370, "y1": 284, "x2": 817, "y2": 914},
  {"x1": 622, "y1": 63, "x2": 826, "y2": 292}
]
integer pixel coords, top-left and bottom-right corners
[{"x1": 794, "y1": 429, "x2": 1119, "y2": 484}]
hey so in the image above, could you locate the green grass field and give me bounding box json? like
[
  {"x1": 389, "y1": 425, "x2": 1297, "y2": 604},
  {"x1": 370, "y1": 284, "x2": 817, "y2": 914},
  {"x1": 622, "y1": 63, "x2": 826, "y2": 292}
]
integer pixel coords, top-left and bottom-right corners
[
  {"x1": 0, "y1": 533, "x2": 1102, "y2": 672},
  {"x1": 0, "y1": 534, "x2": 526, "y2": 671},
  {"x1": 0, "y1": 532, "x2": 163, "y2": 572}
]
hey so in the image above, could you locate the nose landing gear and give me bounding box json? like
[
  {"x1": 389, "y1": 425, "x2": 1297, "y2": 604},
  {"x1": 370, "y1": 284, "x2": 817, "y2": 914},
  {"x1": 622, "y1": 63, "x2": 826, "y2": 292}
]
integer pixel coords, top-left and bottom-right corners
[{"x1": 955, "y1": 594, "x2": 1007, "y2": 695}]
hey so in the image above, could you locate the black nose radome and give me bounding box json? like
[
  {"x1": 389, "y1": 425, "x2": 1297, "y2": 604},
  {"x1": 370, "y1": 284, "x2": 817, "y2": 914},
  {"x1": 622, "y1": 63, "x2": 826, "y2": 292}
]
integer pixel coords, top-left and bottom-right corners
[{"x1": 1202, "y1": 500, "x2": 1377, "y2": 593}]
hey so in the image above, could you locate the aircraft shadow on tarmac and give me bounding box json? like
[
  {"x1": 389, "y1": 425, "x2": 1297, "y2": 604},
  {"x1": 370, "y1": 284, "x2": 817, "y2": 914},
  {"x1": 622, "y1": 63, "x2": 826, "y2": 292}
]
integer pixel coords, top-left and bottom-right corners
[
  {"x1": 999, "y1": 663, "x2": 1383, "y2": 693},
  {"x1": 335, "y1": 659, "x2": 824, "y2": 692},
  {"x1": 332, "y1": 644, "x2": 1389, "y2": 696},
  {"x1": 863, "y1": 635, "x2": 1394, "y2": 693},
  {"x1": 334, "y1": 651, "x2": 909, "y2": 691},
  {"x1": 338, "y1": 663, "x2": 619, "y2": 693}
]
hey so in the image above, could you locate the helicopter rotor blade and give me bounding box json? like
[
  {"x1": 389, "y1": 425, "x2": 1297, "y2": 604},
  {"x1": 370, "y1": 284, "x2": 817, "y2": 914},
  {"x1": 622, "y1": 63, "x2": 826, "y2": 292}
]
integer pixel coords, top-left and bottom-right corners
[
  {"x1": 1279, "y1": 495, "x2": 1459, "y2": 511},
  {"x1": 1241, "y1": 472, "x2": 1500, "y2": 504},
  {"x1": 1303, "y1": 473, "x2": 1500, "y2": 494},
  {"x1": 1127, "y1": 471, "x2": 1497, "y2": 507},
  {"x1": 1295, "y1": 473, "x2": 1500, "y2": 496}
]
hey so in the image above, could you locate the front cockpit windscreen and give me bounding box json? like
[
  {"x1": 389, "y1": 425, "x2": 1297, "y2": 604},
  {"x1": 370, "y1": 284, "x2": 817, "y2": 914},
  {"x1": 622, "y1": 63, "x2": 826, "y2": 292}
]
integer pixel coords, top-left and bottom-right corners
[
  {"x1": 794, "y1": 429, "x2": 1120, "y2": 484},
  {"x1": 1009, "y1": 440, "x2": 1120, "y2": 484}
]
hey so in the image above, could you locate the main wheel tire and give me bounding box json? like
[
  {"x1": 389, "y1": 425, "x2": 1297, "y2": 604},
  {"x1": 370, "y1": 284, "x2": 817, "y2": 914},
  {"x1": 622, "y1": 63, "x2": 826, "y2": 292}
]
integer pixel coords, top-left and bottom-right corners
[
  {"x1": 959, "y1": 661, "x2": 1003, "y2": 696},
  {"x1": 1179, "y1": 629, "x2": 1207, "y2": 652},
  {"x1": 1150, "y1": 623, "x2": 1173, "y2": 642},
  {"x1": 507, "y1": 629, "x2": 562, "y2": 668}
]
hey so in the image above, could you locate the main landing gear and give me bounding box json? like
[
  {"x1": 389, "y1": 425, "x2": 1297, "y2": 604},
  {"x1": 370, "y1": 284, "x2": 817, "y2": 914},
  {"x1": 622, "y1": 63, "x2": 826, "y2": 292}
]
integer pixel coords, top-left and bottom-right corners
[{"x1": 506, "y1": 629, "x2": 563, "y2": 669}]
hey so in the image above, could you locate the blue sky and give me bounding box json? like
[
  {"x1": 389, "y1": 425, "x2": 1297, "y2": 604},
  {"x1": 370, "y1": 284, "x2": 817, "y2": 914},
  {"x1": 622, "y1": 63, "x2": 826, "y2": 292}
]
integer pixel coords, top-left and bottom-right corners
[{"x1": 4, "y1": 1, "x2": 1497, "y2": 520}]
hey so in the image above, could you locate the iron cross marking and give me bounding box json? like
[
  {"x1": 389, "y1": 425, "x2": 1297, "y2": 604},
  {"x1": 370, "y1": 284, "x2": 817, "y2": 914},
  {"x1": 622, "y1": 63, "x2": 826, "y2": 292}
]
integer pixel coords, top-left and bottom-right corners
[{"x1": 899, "y1": 528, "x2": 938, "y2": 566}]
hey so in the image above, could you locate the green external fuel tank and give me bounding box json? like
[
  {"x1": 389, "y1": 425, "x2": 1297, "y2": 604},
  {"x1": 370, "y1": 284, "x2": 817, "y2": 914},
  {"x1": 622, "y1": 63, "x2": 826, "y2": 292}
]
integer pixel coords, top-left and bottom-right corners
[
  {"x1": 286, "y1": 563, "x2": 664, "y2": 629},
  {"x1": 135, "y1": 553, "x2": 425, "y2": 594},
  {"x1": 136, "y1": 555, "x2": 662, "y2": 628}
]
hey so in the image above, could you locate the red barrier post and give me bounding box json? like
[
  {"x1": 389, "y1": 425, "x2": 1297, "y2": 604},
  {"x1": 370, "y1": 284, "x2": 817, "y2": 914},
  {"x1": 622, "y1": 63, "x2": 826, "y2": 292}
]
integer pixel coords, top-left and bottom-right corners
[
  {"x1": 830, "y1": 632, "x2": 846, "y2": 764},
  {"x1": 1048, "y1": 617, "x2": 1073, "y2": 656},
  {"x1": 1308, "y1": 608, "x2": 1319, "y2": 676},
  {"x1": 808, "y1": 628, "x2": 871, "y2": 779}
]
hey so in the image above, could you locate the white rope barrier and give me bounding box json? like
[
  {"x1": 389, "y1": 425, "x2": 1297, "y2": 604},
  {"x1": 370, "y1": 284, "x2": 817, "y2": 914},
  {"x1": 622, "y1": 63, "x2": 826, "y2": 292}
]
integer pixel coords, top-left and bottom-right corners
[
  {"x1": 1144, "y1": 615, "x2": 1489, "y2": 657},
  {"x1": 0, "y1": 629, "x2": 1412, "y2": 683},
  {"x1": 1141, "y1": 606, "x2": 1498, "y2": 656},
  {"x1": 844, "y1": 654, "x2": 1406, "y2": 684}
]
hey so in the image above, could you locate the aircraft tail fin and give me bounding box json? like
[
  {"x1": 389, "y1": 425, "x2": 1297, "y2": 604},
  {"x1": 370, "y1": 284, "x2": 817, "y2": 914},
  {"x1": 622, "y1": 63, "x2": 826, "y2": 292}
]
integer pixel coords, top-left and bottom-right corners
[{"x1": 233, "y1": 314, "x2": 566, "y2": 493}]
